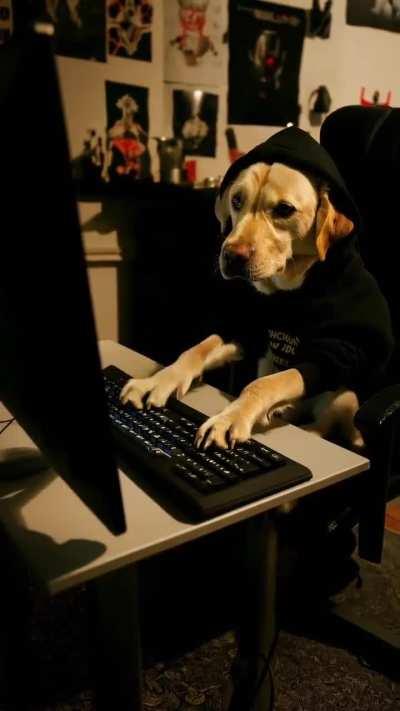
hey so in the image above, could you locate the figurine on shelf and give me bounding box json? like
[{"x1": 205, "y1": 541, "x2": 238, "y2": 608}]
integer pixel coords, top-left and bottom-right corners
[
  {"x1": 154, "y1": 137, "x2": 184, "y2": 183},
  {"x1": 225, "y1": 127, "x2": 244, "y2": 164},
  {"x1": 71, "y1": 128, "x2": 105, "y2": 187}
]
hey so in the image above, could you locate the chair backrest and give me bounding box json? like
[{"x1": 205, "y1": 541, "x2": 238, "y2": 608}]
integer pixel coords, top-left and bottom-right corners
[
  {"x1": 320, "y1": 106, "x2": 400, "y2": 377},
  {"x1": 321, "y1": 107, "x2": 400, "y2": 563}
]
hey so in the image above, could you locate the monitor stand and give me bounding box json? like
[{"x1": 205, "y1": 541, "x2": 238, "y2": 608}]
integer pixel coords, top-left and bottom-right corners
[{"x1": 0, "y1": 448, "x2": 50, "y2": 481}]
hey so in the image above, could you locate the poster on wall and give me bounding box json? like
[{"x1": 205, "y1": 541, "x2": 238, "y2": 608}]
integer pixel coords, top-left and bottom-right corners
[
  {"x1": 164, "y1": 0, "x2": 226, "y2": 86},
  {"x1": 108, "y1": 0, "x2": 153, "y2": 61},
  {"x1": 46, "y1": 0, "x2": 107, "y2": 62},
  {"x1": 104, "y1": 80, "x2": 151, "y2": 183},
  {"x1": 173, "y1": 89, "x2": 218, "y2": 157},
  {"x1": 228, "y1": 0, "x2": 306, "y2": 126},
  {"x1": 347, "y1": 0, "x2": 400, "y2": 33},
  {"x1": 0, "y1": 0, "x2": 12, "y2": 45}
]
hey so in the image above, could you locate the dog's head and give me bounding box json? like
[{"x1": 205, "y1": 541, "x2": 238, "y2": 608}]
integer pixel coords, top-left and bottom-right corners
[{"x1": 216, "y1": 161, "x2": 354, "y2": 294}]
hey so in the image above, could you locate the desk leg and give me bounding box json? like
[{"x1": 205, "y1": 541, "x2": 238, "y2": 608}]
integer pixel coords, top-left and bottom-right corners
[
  {"x1": 228, "y1": 513, "x2": 278, "y2": 711},
  {"x1": 87, "y1": 563, "x2": 143, "y2": 711}
]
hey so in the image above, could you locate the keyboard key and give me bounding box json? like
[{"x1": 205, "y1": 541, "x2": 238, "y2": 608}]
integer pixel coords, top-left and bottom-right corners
[
  {"x1": 220, "y1": 469, "x2": 239, "y2": 483},
  {"x1": 203, "y1": 473, "x2": 225, "y2": 489},
  {"x1": 247, "y1": 452, "x2": 276, "y2": 469},
  {"x1": 174, "y1": 464, "x2": 212, "y2": 493}
]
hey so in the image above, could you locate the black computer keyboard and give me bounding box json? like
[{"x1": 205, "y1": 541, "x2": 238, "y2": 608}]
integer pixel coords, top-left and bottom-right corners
[{"x1": 103, "y1": 365, "x2": 312, "y2": 520}]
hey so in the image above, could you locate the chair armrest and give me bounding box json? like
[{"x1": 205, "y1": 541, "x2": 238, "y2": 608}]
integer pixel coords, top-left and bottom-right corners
[{"x1": 354, "y1": 384, "x2": 400, "y2": 440}]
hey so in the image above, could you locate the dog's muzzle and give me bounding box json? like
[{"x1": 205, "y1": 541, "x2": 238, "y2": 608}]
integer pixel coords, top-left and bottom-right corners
[{"x1": 221, "y1": 244, "x2": 250, "y2": 278}]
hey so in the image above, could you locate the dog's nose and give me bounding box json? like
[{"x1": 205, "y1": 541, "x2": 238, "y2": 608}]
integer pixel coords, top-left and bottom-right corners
[{"x1": 222, "y1": 244, "x2": 250, "y2": 277}]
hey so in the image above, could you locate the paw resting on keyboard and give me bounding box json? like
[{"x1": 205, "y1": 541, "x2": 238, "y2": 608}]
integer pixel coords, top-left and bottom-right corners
[
  {"x1": 195, "y1": 397, "x2": 259, "y2": 449},
  {"x1": 120, "y1": 362, "x2": 197, "y2": 409}
]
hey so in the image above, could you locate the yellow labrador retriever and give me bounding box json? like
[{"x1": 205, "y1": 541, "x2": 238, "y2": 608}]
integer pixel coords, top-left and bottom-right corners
[{"x1": 120, "y1": 128, "x2": 393, "y2": 453}]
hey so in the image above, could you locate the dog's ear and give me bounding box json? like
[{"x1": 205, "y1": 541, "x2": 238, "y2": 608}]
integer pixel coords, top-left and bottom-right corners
[
  {"x1": 315, "y1": 192, "x2": 354, "y2": 261},
  {"x1": 215, "y1": 190, "x2": 232, "y2": 238}
]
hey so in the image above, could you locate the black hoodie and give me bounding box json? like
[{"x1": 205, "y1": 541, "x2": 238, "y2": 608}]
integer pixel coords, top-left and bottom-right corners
[{"x1": 218, "y1": 127, "x2": 393, "y2": 400}]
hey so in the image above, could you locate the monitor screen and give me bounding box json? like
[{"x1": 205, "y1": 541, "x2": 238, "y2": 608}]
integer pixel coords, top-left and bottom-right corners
[{"x1": 0, "y1": 26, "x2": 126, "y2": 535}]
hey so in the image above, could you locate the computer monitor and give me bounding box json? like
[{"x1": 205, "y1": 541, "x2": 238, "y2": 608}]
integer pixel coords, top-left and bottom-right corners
[{"x1": 0, "y1": 25, "x2": 126, "y2": 535}]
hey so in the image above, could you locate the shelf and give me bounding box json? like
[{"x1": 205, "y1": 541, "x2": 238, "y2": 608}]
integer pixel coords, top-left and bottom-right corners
[{"x1": 75, "y1": 179, "x2": 217, "y2": 202}]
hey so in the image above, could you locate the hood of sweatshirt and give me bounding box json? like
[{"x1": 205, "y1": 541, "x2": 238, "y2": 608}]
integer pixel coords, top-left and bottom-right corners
[{"x1": 220, "y1": 126, "x2": 360, "y2": 226}]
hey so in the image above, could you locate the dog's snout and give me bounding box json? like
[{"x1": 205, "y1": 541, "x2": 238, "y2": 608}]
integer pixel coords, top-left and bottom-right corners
[{"x1": 222, "y1": 243, "x2": 251, "y2": 277}]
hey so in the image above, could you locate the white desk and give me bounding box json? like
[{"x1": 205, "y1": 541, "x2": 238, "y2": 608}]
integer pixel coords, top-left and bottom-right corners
[{"x1": 0, "y1": 341, "x2": 369, "y2": 710}]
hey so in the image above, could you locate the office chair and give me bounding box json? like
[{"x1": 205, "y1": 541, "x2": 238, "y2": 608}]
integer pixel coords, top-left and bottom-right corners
[
  {"x1": 320, "y1": 105, "x2": 400, "y2": 564},
  {"x1": 318, "y1": 105, "x2": 400, "y2": 667}
]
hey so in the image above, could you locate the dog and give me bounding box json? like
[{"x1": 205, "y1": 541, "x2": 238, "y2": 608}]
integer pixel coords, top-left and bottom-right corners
[{"x1": 120, "y1": 129, "x2": 392, "y2": 455}]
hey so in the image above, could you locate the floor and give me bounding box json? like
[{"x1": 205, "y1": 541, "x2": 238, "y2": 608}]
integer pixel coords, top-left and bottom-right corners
[{"x1": 1, "y1": 507, "x2": 399, "y2": 711}]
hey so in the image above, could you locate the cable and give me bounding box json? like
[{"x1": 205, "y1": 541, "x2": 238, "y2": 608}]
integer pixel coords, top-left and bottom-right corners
[
  {"x1": 267, "y1": 663, "x2": 275, "y2": 711},
  {"x1": 247, "y1": 626, "x2": 280, "y2": 711}
]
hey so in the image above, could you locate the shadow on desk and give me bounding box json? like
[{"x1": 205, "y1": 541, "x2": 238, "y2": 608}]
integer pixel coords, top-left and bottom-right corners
[
  {"x1": 0, "y1": 469, "x2": 106, "y2": 590},
  {"x1": 118, "y1": 453, "x2": 196, "y2": 525}
]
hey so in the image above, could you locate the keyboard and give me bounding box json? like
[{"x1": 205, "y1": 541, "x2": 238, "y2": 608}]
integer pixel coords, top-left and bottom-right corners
[{"x1": 103, "y1": 365, "x2": 312, "y2": 520}]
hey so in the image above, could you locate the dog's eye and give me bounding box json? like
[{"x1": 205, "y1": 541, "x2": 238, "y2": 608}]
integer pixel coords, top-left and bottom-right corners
[
  {"x1": 273, "y1": 201, "x2": 296, "y2": 218},
  {"x1": 231, "y1": 193, "x2": 243, "y2": 211}
]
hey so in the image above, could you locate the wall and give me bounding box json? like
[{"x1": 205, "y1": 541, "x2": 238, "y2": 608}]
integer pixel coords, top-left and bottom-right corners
[
  {"x1": 57, "y1": 0, "x2": 164, "y2": 178},
  {"x1": 57, "y1": 0, "x2": 400, "y2": 184}
]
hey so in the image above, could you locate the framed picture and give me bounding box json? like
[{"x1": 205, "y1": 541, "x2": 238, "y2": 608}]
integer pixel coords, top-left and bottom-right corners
[
  {"x1": 173, "y1": 89, "x2": 218, "y2": 157},
  {"x1": 347, "y1": 0, "x2": 400, "y2": 33},
  {"x1": 108, "y1": 0, "x2": 153, "y2": 61},
  {"x1": 47, "y1": 0, "x2": 107, "y2": 62},
  {"x1": 105, "y1": 81, "x2": 151, "y2": 182},
  {"x1": 228, "y1": 0, "x2": 306, "y2": 126}
]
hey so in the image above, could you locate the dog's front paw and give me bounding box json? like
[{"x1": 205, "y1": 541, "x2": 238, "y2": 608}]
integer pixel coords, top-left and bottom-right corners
[
  {"x1": 120, "y1": 364, "x2": 194, "y2": 409},
  {"x1": 195, "y1": 403, "x2": 253, "y2": 449},
  {"x1": 120, "y1": 376, "x2": 160, "y2": 409}
]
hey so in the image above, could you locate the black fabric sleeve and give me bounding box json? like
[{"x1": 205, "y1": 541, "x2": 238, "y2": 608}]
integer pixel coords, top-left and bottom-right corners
[
  {"x1": 293, "y1": 261, "x2": 394, "y2": 398},
  {"x1": 295, "y1": 327, "x2": 394, "y2": 398},
  {"x1": 295, "y1": 338, "x2": 368, "y2": 395}
]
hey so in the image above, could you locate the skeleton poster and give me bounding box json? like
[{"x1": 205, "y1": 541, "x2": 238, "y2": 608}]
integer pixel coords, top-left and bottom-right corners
[
  {"x1": 108, "y1": 0, "x2": 153, "y2": 61},
  {"x1": 164, "y1": 0, "x2": 226, "y2": 86},
  {"x1": 347, "y1": 0, "x2": 400, "y2": 33},
  {"x1": 173, "y1": 89, "x2": 218, "y2": 157},
  {"x1": 46, "y1": 0, "x2": 107, "y2": 62},
  {"x1": 105, "y1": 81, "x2": 151, "y2": 183},
  {"x1": 228, "y1": 1, "x2": 306, "y2": 126},
  {"x1": 0, "y1": 0, "x2": 12, "y2": 45}
]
